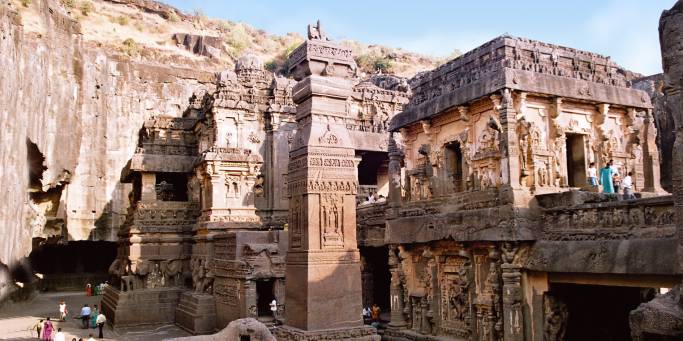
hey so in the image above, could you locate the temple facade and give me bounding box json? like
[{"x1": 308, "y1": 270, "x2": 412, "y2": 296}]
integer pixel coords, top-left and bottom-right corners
[{"x1": 98, "y1": 21, "x2": 683, "y2": 341}]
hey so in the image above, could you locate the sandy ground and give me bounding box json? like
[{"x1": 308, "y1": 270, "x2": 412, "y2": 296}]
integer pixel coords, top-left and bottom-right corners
[{"x1": 0, "y1": 291, "x2": 190, "y2": 341}]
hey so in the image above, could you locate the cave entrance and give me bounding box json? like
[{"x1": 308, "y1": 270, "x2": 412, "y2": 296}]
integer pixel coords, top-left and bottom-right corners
[
  {"x1": 360, "y1": 246, "x2": 390, "y2": 314},
  {"x1": 256, "y1": 279, "x2": 275, "y2": 317},
  {"x1": 356, "y1": 151, "x2": 389, "y2": 203},
  {"x1": 155, "y1": 173, "x2": 189, "y2": 201},
  {"x1": 29, "y1": 241, "x2": 117, "y2": 291},
  {"x1": 565, "y1": 133, "x2": 586, "y2": 188},
  {"x1": 549, "y1": 283, "x2": 654, "y2": 341},
  {"x1": 444, "y1": 141, "x2": 464, "y2": 192}
]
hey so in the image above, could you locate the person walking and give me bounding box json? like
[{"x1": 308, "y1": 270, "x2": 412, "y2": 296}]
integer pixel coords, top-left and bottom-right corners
[
  {"x1": 622, "y1": 171, "x2": 636, "y2": 200},
  {"x1": 59, "y1": 301, "x2": 68, "y2": 321},
  {"x1": 96, "y1": 312, "x2": 107, "y2": 338},
  {"x1": 54, "y1": 328, "x2": 65, "y2": 341},
  {"x1": 80, "y1": 304, "x2": 91, "y2": 329},
  {"x1": 33, "y1": 319, "x2": 43, "y2": 339},
  {"x1": 42, "y1": 318, "x2": 54, "y2": 340},
  {"x1": 587, "y1": 162, "x2": 598, "y2": 189},
  {"x1": 599, "y1": 161, "x2": 614, "y2": 194},
  {"x1": 90, "y1": 304, "x2": 98, "y2": 328}
]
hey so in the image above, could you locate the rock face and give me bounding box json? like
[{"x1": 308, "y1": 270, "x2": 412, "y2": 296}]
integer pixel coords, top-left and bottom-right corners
[
  {"x1": 629, "y1": 1, "x2": 683, "y2": 340},
  {"x1": 633, "y1": 74, "x2": 674, "y2": 192},
  {"x1": 0, "y1": 0, "x2": 214, "y2": 294},
  {"x1": 164, "y1": 318, "x2": 275, "y2": 341}
]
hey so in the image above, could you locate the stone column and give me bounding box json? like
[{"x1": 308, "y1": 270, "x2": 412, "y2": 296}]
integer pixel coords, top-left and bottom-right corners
[
  {"x1": 387, "y1": 245, "x2": 407, "y2": 329},
  {"x1": 643, "y1": 109, "x2": 666, "y2": 193},
  {"x1": 502, "y1": 264, "x2": 524, "y2": 341},
  {"x1": 387, "y1": 134, "x2": 402, "y2": 218},
  {"x1": 276, "y1": 25, "x2": 377, "y2": 340},
  {"x1": 496, "y1": 89, "x2": 522, "y2": 191}
]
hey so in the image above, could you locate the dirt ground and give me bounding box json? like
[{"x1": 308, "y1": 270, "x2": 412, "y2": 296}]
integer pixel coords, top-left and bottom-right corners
[{"x1": 0, "y1": 291, "x2": 190, "y2": 340}]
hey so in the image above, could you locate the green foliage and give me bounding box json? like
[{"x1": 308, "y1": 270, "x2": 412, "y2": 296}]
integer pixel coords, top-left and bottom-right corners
[
  {"x1": 373, "y1": 57, "x2": 393, "y2": 73},
  {"x1": 122, "y1": 38, "x2": 138, "y2": 56},
  {"x1": 224, "y1": 24, "x2": 251, "y2": 58},
  {"x1": 21, "y1": 0, "x2": 31, "y2": 8},
  {"x1": 264, "y1": 60, "x2": 278, "y2": 72},
  {"x1": 79, "y1": 1, "x2": 93, "y2": 16},
  {"x1": 112, "y1": 15, "x2": 129, "y2": 26},
  {"x1": 166, "y1": 10, "x2": 179, "y2": 22},
  {"x1": 355, "y1": 53, "x2": 393, "y2": 74}
]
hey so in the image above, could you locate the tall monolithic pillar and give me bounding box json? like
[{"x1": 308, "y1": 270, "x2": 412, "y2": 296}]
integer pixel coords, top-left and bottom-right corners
[
  {"x1": 660, "y1": 0, "x2": 683, "y2": 295},
  {"x1": 275, "y1": 22, "x2": 378, "y2": 341}
]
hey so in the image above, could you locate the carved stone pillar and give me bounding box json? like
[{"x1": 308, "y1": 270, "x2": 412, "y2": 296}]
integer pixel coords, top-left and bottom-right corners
[
  {"x1": 276, "y1": 25, "x2": 377, "y2": 340},
  {"x1": 502, "y1": 264, "x2": 524, "y2": 341},
  {"x1": 643, "y1": 109, "x2": 666, "y2": 193},
  {"x1": 387, "y1": 246, "x2": 407, "y2": 329},
  {"x1": 497, "y1": 89, "x2": 522, "y2": 191},
  {"x1": 387, "y1": 134, "x2": 402, "y2": 218}
]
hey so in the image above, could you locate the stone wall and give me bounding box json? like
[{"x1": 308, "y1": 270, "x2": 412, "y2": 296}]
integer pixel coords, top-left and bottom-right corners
[{"x1": 0, "y1": 0, "x2": 214, "y2": 291}]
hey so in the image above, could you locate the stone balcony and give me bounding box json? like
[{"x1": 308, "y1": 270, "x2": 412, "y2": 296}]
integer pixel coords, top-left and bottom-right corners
[{"x1": 357, "y1": 202, "x2": 387, "y2": 247}]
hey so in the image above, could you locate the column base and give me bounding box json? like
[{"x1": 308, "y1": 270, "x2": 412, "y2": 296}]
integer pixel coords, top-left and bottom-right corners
[
  {"x1": 273, "y1": 324, "x2": 380, "y2": 341},
  {"x1": 174, "y1": 291, "x2": 217, "y2": 334}
]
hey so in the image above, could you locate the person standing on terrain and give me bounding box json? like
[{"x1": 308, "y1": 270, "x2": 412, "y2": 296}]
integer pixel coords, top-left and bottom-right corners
[
  {"x1": 33, "y1": 319, "x2": 43, "y2": 339},
  {"x1": 599, "y1": 161, "x2": 614, "y2": 193},
  {"x1": 59, "y1": 301, "x2": 68, "y2": 321},
  {"x1": 96, "y1": 312, "x2": 107, "y2": 338}
]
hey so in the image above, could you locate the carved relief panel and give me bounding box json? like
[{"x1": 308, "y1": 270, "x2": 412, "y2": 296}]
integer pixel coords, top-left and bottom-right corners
[
  {"x1": 320, "y1": 193, "x2": 344, "y2": 248},
  {"x1": 439, "y1": 255, "x2": 472, "y2": 338}
]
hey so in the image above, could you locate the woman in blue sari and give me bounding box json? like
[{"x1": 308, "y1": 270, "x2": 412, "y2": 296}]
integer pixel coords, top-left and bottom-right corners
[{"x1": 599, "y1": 161, "x2": 614, "y2": 193}]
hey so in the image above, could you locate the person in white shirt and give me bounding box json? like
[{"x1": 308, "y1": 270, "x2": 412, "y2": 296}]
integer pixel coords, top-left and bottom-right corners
[
  {"x1": 54, "y1": 328, "x2": 65, "y2": 341},
  {"x1": 87, "y1": 334, "x2": 96, "y2": 341},
  {"x1": 96, "y1": 313, "x2": 107, "y2": 338},
  {"x1": 622, "y1": 171, "x2": 635, "y2": 200},
  {"x1": 586, "y1": 162, "x2": 598, "y2": 188},
  {"x1": 59, "y1": 301, "x2": 67, "y2": 321},
  {"x1": 270, "y1": 299, "x2": 277, "y2": 319}
]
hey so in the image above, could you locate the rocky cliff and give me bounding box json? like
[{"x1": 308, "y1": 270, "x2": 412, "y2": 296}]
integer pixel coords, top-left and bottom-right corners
[{"x1": 0, "y1": 0, "x2": 216, "y2": 295}]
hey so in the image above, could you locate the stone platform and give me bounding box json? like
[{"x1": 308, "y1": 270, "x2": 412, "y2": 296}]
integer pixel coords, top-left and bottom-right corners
[
  {"x1": 273, "y1": 325, "x2": 380, "y2": 341},
  {"x1": 101, "y1": 286, "x2": 184, "y2": 327},
  {"x1": 174, "y1": 292, "x2": 217, "y2": 334}
]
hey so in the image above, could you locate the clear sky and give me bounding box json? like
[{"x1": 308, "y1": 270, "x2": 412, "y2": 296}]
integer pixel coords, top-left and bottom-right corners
[{"x1": 163, "y1": 0, "x2": 676, "y2": 75}]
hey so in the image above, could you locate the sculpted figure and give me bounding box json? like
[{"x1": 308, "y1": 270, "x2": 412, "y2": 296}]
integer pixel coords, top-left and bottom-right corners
[{"x1": 307, "y1": 20, "x2": 328, "y2": 40}]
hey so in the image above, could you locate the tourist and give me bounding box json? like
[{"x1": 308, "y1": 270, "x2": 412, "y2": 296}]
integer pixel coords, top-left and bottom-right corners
[
  {"x1": 599, "y1": 161, "x2": 614, "y2": 194},
  {"x1": 80, "y1": 304, "x2": 91, "y2": 329},
  {"x1": 54, "y1": 328, "x2": 65, "y2": 341},
  {"x1": 87, "y1": 334, "x2": 96, "y2": 341},
  {"x1": 42, "y1": 317, "x2": 54, "y2": 340},
  {"x1": 33, "y1": 319, "x2": 43, "y2": 339},
  {"x1": 622, "y1": 171, "x2": 636, "y2": 200},
  {"x1": 96, "y1": 312, "x2": 107, "y2": 338},
  {"x1": 609, "y1": 159, "x2": 621, "y2": 192},
  {"x1": 59, "y1": 300, "x2": 68, "y2": 321},
  {"x1": 90, "y1": 304, "x2": 99, "y2": 328},
  {"x1": 270, "y1": 299, "x2": 277, "y2": 319},
  {"x1": 377, "y1": 194, "x2": 386, "y2": 203},
  {"x1": 85, "y1": 283, "x2": 92, "y2": 296},
  {"x1": 587, "y1": 162, "x2": 598, "y2": 188},
  {"x1": 370, "y1": 303, "x2": 380, "y2": 323}
]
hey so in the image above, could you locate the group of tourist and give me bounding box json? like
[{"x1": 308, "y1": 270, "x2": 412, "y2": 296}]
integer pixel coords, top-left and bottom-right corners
[
  {"x1": 33, "y1": 301, "x2": 106, "y2": 340},
  {"x1": 587, "y1": 159, "x2": 636, "y2": 200},
  {"x1": 362, "y1": 303, "x2": 382, "y2": 327},
  {"x1": 359, "y1": 193, "x2": 386, "y2": 206},
  {"x1": 85, "y1": 282, "x2": 108, "y2": 296}
]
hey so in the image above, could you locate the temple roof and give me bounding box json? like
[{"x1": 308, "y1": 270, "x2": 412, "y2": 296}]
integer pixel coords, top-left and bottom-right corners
[{"x1": 390, "y1": 35, "x2": 652, "y2": 131}]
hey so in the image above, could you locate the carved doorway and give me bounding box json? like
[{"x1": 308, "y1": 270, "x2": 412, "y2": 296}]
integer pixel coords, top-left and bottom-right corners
[
  {"x1": 256, "y1": 279, "x2": 275, "y2": 317},
  {"x1": 445, "y1": 141, "x2": 464, "y2": 192},
  {"x1": 565, "y1": 134, "x2": 586, "y2": 187}
]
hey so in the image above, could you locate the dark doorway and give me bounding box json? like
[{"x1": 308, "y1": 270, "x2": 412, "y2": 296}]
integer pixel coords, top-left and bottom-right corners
[
  {"x1": 256, "y1": 280, "x2": 275, "y2": 316},
  {"x1": 445, "y1": 141, "x2": 464, "y2": 192},
  {"x1": 565, "y1": 134, "x2": 586, "y2": 187},
  {"x1": 155, "y1": 173, "x2": 188, "y2": 201},
  {"x1": 29, "y1": 241, "x2": 117, "y2": 291},
  {"x1": 550, "y1": 283, "x2": 651, "y2": 341},
  {"x1": 360, "y1": 247, "x2": 390, "y2": 312}
]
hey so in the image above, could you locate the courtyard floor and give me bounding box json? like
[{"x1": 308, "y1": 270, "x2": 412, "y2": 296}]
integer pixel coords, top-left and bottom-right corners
[{"x1": 0, "y1": 291, "x2": 190, "y2": 340}]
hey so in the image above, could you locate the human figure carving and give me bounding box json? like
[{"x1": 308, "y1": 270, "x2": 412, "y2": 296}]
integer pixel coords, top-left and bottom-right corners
[{"x1": 307, "y1": 20, "x2": 328, "y2": 41}]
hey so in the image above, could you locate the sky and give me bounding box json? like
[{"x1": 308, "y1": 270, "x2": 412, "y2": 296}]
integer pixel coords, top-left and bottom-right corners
[{"x1": 164, "y1": 0, "x2": 676, "y2": 75}]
